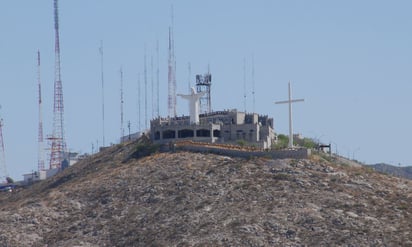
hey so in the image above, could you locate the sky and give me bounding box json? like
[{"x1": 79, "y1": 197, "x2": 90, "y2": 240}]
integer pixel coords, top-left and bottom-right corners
[{"x1": 1, "y1": 1, "x2": 412, "y2": 180}]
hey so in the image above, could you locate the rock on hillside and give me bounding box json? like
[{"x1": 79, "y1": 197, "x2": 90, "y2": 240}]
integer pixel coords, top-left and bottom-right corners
[{"x1": 0, "y1": 140, "x2": 412, "y2": 246}]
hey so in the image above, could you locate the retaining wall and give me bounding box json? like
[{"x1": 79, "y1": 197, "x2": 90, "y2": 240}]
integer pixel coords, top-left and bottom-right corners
[{"x1": 173, "y1": 144, "x2": 310, "y2": 160}]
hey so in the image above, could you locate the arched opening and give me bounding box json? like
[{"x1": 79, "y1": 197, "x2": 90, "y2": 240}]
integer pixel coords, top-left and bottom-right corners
[
  {"x1": 178, "y1": 129, "x2": 194, "y2": 138},
  {"x1": 196, "y1": 129, "x2": 210, "y2": 137},
  {"x1": 163, "y1": 130, "x2": 176, "y2": 139}
]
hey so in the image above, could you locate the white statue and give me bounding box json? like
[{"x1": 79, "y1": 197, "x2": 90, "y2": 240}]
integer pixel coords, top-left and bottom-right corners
[{"x1": 178, "y1": 87, "x2": 206, "y2": 124}]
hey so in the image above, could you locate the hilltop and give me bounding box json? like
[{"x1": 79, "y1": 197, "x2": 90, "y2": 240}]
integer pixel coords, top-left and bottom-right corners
[
  {"x1": 369, "y1": 163, "x2": 412, "y2": 180},
  {"x1": 0, "y1": 139, "x2": 412, "y2": 246}
]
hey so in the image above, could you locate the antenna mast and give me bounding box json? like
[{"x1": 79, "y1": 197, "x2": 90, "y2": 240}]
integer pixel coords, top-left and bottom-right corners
[
  {"x1": 195, "y1": 69, "x2": 212, "y2": 114},
  {"x1": 188, "y1": 62, "x2": 191, "y2": 93},
  {"x1": 156, "y1": 40, "x2": 160, "y2": 117},
  {"x1": 144, "y1": 46, "x2": 148, "y2": 129},
  {"x1": 168, "y1": 6, "x2": 177, "y2": 117},
  {"x1": 120, "y1": 67, "x2": 124, "y2": 139},
  {"x1": 0, "y1": 118, "x2": 7, "y2": 182},
  {"x1": 243, "y1": 58, "x2": 247, "y2": 113},
  {"x1": 151, "y1": 54, "x2": 154, "y2": 120},
  {"x1": 49, "y1": 0, "x2": 67, "y2": 170},
  {"x1": 99, "y1": 41, "x2": 105, "y2": 147},
  {"x1": 37, "y1": 51, "x2": 45, "y2": 172},
  {"x1": 252, "y1": 55, "x2": 255, "y2": 113},
  {"x1": 137, "y1": 73, "x2": 141, "y2": 131}
]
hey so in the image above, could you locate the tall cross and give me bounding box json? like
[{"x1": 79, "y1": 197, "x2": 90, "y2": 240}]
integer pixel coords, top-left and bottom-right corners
[{"x1": 275, "y1": 81, "x2": 304, "y2": 148}]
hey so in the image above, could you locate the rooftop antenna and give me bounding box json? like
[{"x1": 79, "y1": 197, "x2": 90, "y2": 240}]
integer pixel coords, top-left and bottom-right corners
[
  {"x1": 99, "y1": 40, "x2": 105, "y2": 147},
  {"x1": 49, "y1": 0, "x2": 67, "y2": 170},
  {"x1": 243, "y1": 58, "x2": 247, "y2": 113},
  {"x1": 156, "y1": 39, "x2": 160, "y2": 117},
  {"x1": 168, "y1": 5, "x2": 177, "y2": 117},
  {"x1": 37, "y1": 50, "x2": 45, "y2": 172},
  {"x1": 195, "y1": 67, "x2": 212, "y2": 113},
  {"x1": 120, "y1": 67, "x2": 124, "y2": 140},
  {"x1": 275, "y1": 81, "x2": 304, "y2": 148},
  {"x1": 252, "y1": 54, "x2": 255, "y2": 113},
  {"x1": 144, "y1": 45, "x2": 148, "y2": 129}
]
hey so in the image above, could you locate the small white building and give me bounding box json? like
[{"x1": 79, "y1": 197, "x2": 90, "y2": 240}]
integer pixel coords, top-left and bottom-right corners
[{"x1": 22, "y1": 151, "x2": 85, "y2": 184}]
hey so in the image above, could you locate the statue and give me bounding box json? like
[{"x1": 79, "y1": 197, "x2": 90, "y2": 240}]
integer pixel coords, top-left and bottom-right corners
[{"x1": 178, "y1": 88, "x2": 206, "y2": 124}]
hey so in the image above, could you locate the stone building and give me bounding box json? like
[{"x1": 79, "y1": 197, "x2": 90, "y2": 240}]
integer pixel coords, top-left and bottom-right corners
[{"x1": 150, "y1": 109, "x2": 276, "y2": 149}]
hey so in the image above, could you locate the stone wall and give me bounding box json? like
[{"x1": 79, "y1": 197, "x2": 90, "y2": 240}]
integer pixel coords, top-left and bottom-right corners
[{"x1": 173, "y1": 144, "x2": 311, "y2": 160}]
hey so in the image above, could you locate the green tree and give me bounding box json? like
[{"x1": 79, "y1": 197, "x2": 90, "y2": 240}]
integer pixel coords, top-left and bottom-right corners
[{"x1": 274, "y1": 134, "x2": 289, "y2": 149}]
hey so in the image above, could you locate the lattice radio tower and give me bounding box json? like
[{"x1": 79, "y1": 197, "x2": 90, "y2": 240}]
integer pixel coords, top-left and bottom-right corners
[
  {"x1": 167, "y1": 6, "x2": 177, "y2": 117},
  {"x1": 37, "y1": 51, "x2": 45, "y2": 172},
  {"x1": 49, "y1": 0, "x2": 67, "y2": 170}
]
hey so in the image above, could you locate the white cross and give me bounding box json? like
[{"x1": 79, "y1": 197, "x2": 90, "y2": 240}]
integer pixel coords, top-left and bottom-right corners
[{"x1": 275, "y1": 81, "x2": 304, "y2": 148}]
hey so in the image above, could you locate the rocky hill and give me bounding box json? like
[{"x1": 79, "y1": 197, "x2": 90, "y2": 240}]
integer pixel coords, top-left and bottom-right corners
[
  {"x1": 369, "y1": 163, "x2": 412, "y2": 180},
  {"x1": 0, "y1": 140, "x2": 412, "y2": 246}
]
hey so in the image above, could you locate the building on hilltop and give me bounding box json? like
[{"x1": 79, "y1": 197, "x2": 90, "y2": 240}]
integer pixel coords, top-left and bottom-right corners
[{"x1": 150, "y1": 109, "x2": 276, "y2": 149}]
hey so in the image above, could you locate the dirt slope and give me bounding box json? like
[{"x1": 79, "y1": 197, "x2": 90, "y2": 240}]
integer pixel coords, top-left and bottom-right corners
[{"x1": 0, "y1": 140, "x2": 411, "y2": 246}]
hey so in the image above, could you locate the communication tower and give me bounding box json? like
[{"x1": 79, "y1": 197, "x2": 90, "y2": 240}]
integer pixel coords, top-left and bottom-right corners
[
  {"x1": 120, "y1": 67, "x2": 124, "y2": 139},
  {"x1": 167, "y1": 6, "x2": 177, "y2": 117},
  {"x1": 37, "y1": 51, "x2": 45, "y2": 172},
  {"x1": 195, "y1": 71, "x2": 212, "y2": 113},
  {"x1": 49, "y1": 0, "x2": 67, "y2": 170}
]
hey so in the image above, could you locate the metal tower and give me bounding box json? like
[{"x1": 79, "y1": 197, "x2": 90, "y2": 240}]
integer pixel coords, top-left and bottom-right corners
[
  {"x1": 151, "y1": 54, "x2": 154, "y2": 120},
  {"x1": 49, "y1": 0, "x2": 66, "y2": 170},
  {"x1": 0, "y1": 118, "x2": 8, "y2": 183},
  {"x1": 188, "y1": 62, "x2": 191, "y2": 93},
  {"x1": 252, "y1": 55, "x2": 255, "y2": 113},
  {"x1": 37, "y1": 51, "x2": 45, "y2": 172},
  {"x1": 156, "y1": 39, "x2": 160, "y2": 117},
  {"x1": 120, "y1": 67, "x2": 124, "y2": 139},
  {"x1": 144, "y1": 47, "x2": 148, "y2": 129},
  {"x1": 195, "y1": 70, "x2": 212, "y2": 114},
  {"x1": 243, "y1": 58, "x2": 247, "y2": 113},
  {"x1": 99, "y1": 41, "x2": 105, "y2": 147},
  {"x1": 168, "y1": 6, "x2": 177, "y2": 117},
  {"x1": 137, "y1": 72, "x2": 141, "y2": 131}
]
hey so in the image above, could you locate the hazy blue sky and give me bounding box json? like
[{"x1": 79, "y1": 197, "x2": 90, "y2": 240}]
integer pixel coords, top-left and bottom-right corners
[{"x1": 1, "y1": 1, "x2": 412, "y2": 180}]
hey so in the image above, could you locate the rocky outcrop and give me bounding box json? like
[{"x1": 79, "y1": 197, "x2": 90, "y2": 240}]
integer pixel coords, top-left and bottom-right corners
[{"x1": 0, "y1": 140, "x2": 411, "y2": 246}]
